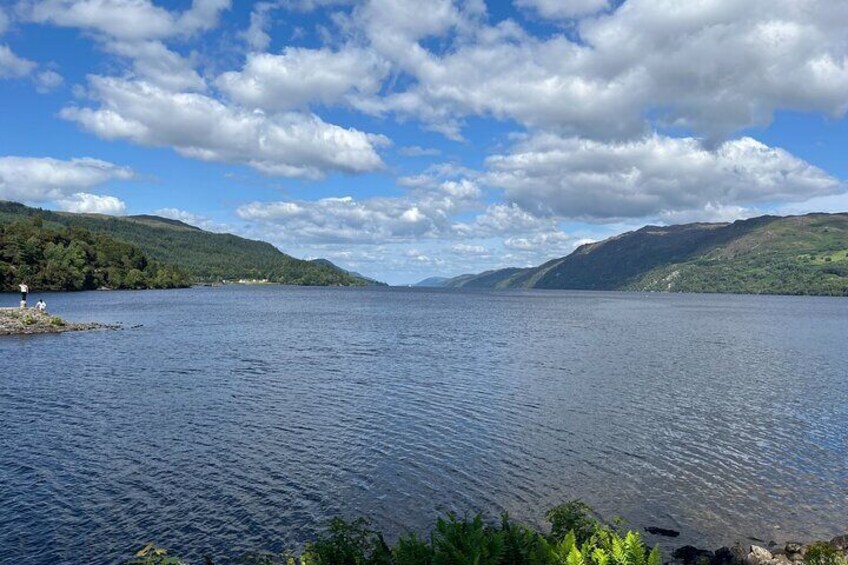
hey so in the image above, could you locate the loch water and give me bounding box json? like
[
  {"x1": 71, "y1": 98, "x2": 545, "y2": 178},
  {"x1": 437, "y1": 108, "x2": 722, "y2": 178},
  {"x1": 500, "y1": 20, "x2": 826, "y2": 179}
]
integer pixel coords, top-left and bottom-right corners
[{"x1": 1, "y1": 286, "x2": 847, "y2": 564}]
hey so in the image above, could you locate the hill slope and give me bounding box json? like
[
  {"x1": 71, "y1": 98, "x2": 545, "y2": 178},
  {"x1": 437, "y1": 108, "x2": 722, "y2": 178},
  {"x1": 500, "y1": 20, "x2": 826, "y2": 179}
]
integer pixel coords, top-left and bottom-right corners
[
  {"x1": 0, "y1": 201, "x2": 375, "y2": 286},
  {"x1": 443, "y1": 213, "x2": 848, "y2": 296},
  {"x1": 0, "y1": 218, "x2": 191, "y2": 291}
]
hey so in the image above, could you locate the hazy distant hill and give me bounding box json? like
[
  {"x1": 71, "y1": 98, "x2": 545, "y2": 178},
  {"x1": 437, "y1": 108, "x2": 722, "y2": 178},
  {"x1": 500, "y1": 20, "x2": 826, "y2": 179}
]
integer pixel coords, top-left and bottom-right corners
[
  {"x1": 413, "y1": 276, "x2": 450, "y2": 287},
  {"x1": 442, "y1": 213, "x2": 848, "y2": 296},
  {"x1": 309, "y1": 258, "x2": 387, "y2": 286},
  {"x1": 0, "y1": 201, "x2": 377, "y2": 286}
]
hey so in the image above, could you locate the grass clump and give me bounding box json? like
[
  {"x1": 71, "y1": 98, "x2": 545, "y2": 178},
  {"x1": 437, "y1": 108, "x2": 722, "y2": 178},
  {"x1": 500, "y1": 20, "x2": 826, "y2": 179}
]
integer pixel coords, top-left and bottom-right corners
[
  {"x1": 805, "y1": 543, "x2": 846, "y2": 565},
  {"x1": 49, "y1": 315, "x2": 65, "y2": 327}
]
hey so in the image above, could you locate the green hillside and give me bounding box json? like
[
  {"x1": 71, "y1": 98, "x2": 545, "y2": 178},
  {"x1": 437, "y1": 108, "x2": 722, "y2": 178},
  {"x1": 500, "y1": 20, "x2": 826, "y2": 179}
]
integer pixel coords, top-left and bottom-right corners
[
  {"x1": 0, "y1": 201, "x2": 375, "y2": 287},
  {"x1": 443, "y1": 213, "x2": 848, "y2": 296},
  {"x1": 0, "y1": 218, "x2": 191, "y2": 291}
]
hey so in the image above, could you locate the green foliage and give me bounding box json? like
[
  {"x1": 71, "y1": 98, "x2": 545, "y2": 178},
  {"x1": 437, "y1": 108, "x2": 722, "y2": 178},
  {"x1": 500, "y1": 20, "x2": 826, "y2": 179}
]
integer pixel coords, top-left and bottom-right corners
[
  {"x1": 546, "y1": 501, "x2": 598, "y2": 545},
  {"x1": 804, "y1": 543, "x2": 846, "y2": 565},
  {"x1": 301, "y1": 517, "x2": 390, "y2": 565},
  {"x1": 129, "y1": 543, "x2": 187, "y2": 565},
  {"x1": 49, "y1": 315, "x2": 65, "y2": 327},
  {"x1": 0, "y1": 217, "x2": 192, "y2": 291},
  {"x1": 129, "y1": 502, "x2": 663, "y2": 565},
  {"x1": 430, "y1": 513, "x2": 505, "y2": 565},
  {"x1": 0, "y1": 201, "x2": 373, "y2": 287}
]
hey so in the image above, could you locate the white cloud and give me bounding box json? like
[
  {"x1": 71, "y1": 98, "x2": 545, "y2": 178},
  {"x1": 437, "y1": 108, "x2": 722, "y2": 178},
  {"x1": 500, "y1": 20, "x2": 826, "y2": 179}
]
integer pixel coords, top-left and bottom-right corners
[
  {"x1": 56, "y1": 192, "x2": 127, "y2": 214},
  {"x1": 154, "y1": 208, "x2": 231, "y2": 232},
  {"x1": 451, "y1": 243, "x2": 489, "y2": 255},
  {"x1": 34, "y1": 69, "x2": 63, "y2": 92},
  {"x1": 106, "y1": 40, "x2": 206, "y2": 92},
  {"x1": 241, "y1": 1, "x2": 276, "y2": 51},
  {"x1": 61, "y1": 76, "x2": 388, "y2": 179},
  {"x1": 516, "y1": 0, "x2": 609, "y2": 19},
  {"x1": 485, "y1": 134, "x2": 843, "y2": 221},
  {"x1": 339, "y1": 0, "x2": 848, "y2": 141},
  {"x1": 0, "y1": 45, "x2": 36, "y2": 78},
  {"x1": 20, "y1": 0, "x2": 231, "y2": 41},
  {"x1": 237, "y1": 178, "x2": 481, "y2": 244},
  {"x1": 398, "y1": 146, "x2": 441, "y2": 157},
  {"x1": 216, "y1": 47, "x2": 390, "y2": 111},
  {"x1": 0, "y1": 156, "x2": 135, "y2": 203}
]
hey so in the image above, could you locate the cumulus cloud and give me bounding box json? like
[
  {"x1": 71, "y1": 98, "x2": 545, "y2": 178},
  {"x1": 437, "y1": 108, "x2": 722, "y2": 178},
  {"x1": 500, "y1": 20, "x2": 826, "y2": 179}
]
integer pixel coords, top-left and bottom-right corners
[
  {"x1": 56, "y1": 192, "x2": 127, "y2": 214},
  {"x1": 61, "y1": 76, "x2": 388, "y2": 178},
  {"x1": 0, "y1": 156, "x2": 135, "y2": 203},
  {"x1": 237, "y1": 178, "x2": 482, "y2": 243},
  {"x1": 485, "y1": 134, "x2": 843, "y2": 221},
  {"x1": 216, "y1": 47, "x2": 390, "y2": 111},
  {"x1": 241, "y1": 1, "x2": 277, "y2": 51},
  {"x1": 398, "y1": 145, "x2": 441, "y2": 157},
  {"x1": 34, "y1": 69, "x2": 63, "y2": 92},
  {"x1": 154, "y1": 208, "x2": 231, "y2": 232},
  {"x1": 18, "y1": 0, "x2": 226, "y2": 94},
  {"x1": 515, "y1": 0, "x2": 609, "y2": 19},
  {"x1": 0, "y1": 45, "x2": 36, "y2": 78},
  {"x1": 106, "y1": 40, "x2": 206, "y2": 92},
  {"x1": 20, "y1": 0, "x2": 231, "y2": 41},
  {"x1": 339, "y1": 0, "x2": 848, "y2": 141}
]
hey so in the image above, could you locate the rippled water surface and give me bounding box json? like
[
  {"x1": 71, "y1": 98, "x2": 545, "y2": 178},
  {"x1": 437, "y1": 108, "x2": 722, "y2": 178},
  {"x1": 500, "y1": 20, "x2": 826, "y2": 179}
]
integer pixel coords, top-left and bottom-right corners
[{"x1": 1, "y1": 287, "x2": 847, "y2": 564}]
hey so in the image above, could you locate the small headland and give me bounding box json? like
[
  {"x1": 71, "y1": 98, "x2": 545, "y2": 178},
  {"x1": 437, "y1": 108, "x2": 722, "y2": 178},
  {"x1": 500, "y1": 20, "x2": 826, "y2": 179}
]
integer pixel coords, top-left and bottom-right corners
[{"x1": 0, "y1": 307, "x2": 115, "y2": 336}]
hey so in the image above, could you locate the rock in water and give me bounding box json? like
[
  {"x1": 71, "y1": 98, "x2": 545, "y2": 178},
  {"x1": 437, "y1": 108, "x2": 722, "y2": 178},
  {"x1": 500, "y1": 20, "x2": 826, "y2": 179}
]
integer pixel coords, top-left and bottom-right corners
[
  {"x1": 645, "y1": 526, "x2": 681, "y2": 537},
  {"x1": 711, "y1": 544, "x2": 747, "y2": 565},
  {"x1": 747, "y1": 546, "x2": 774, "y2": 565},
  {"x1": 673, "y1": 546, "x2": 714, "y2": 564}
]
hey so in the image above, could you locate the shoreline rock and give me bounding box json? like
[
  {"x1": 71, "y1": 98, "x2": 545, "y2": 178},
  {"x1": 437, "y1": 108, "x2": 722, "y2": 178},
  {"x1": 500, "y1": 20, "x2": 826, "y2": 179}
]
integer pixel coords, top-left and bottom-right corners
[
  {"x1": 0, "y1": 307, "x2": 116, "y2": 336},
  {"x1": 670, "y1": 536, "x2": 848, "y2": 565}
]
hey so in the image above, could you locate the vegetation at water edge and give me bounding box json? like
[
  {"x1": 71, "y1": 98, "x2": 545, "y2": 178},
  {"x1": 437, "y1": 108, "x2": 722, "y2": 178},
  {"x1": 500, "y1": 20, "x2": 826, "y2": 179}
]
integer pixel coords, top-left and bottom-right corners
[{"x1": 128, "y1": 501, "x2": 664, "y2": 565}]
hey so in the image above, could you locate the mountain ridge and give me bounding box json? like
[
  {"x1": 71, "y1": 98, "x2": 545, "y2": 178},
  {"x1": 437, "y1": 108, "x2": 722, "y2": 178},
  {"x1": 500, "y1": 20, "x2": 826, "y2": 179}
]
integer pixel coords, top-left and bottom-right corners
[{"x1": 439, "y1": 213, "x2": 848, "y2": 296}]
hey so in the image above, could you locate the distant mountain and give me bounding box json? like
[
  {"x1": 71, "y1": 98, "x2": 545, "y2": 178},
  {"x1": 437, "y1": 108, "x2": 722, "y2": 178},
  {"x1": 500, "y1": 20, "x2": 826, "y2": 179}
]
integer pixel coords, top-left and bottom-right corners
[
  {"x1": 442, "y1": 213, "x2": 848, "y2": 296},
  {"x1": 309, "y1": 259, "x2": 387, "y2": 286},
  {"x1": 0, "y1": 201, "x2": 373, "y2": 287},
  {"x1": 413, "y1": 276, "x2": 450, "y2": 287}
]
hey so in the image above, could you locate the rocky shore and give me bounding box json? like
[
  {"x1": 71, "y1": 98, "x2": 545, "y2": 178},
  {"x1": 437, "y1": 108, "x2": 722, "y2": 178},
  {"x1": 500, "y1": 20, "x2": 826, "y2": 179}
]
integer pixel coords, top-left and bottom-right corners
[
  {"x1": 0, "y1": 307, "x2": 113, "y2": 335},
  {"x1": 670, "y1": 535, "x2": 848, "y2": 565}
]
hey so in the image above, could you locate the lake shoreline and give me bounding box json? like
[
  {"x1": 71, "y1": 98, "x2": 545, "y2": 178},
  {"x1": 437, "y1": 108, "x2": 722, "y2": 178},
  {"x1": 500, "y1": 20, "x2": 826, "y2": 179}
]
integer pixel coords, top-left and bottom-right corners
[
  {"x1": 0, "y1": 307, "x2": 115, "y2": 336},
  {"x1": 665, "y1": 534, "x2": 848, "y2": 565}
]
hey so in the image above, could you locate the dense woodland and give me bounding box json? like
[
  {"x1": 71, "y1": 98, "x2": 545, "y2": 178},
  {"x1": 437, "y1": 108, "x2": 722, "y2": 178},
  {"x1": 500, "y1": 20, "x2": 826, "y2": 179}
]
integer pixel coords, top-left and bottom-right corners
[
  {"x1": 0, "y1": 201, "x2": 372, "y2": 287},
  {"x1": 0, "y1": 218, "x2": 192, "y2": 291}
]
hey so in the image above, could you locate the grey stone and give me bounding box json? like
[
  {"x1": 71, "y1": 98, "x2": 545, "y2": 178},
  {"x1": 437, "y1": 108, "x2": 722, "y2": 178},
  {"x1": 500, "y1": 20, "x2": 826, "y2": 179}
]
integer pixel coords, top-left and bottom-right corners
[
  {"x1": 830, "y1": 535, "x2": 848, "y2": 552},
  {"x1": 785, "y1": 543, "x2": 804, "y2": 555},
  {"x1": 747, "y1": 546, "x2": 774, "y2": 565},
  {"x1": 712, "y1": 546, "x2": 745, "y2": 565}
]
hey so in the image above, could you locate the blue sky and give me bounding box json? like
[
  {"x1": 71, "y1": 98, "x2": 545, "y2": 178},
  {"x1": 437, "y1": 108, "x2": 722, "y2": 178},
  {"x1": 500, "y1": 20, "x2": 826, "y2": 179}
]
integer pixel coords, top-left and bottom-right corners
[{"x1": 0, "y1": 0, "x2": 846, "y2": 284}]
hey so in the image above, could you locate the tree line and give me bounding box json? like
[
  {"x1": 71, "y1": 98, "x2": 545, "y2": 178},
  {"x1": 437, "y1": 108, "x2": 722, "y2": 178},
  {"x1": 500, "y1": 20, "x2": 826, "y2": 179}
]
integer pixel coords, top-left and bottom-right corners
[{"x1": 0, "y1": 218, "x2": 192, "y2": 291}]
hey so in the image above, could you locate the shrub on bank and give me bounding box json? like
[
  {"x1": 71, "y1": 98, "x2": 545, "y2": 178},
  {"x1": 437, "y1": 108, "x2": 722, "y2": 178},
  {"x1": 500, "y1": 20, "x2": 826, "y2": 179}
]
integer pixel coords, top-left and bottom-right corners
[{"x1": 127, "y1": 501, "x2": 661, "y2": 565}]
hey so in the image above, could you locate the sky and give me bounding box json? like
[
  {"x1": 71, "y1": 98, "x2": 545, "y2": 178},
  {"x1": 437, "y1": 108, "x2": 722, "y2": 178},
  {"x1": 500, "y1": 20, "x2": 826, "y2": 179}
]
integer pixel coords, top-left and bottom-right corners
[{"x1": 0, "y1": 0, "x2": 846, "y2": 285}]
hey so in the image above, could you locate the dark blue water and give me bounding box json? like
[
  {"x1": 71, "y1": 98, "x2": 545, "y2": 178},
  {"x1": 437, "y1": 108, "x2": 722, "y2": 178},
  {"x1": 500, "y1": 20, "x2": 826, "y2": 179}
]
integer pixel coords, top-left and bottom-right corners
[{"x1": 1, "y1": 287, "x2": 847, "y2": 564}]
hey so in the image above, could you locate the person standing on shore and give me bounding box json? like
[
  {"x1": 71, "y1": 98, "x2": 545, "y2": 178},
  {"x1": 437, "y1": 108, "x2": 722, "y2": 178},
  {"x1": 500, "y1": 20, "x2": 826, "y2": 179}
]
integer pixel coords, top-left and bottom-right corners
[{"x1": 19, "y1": 283, "x2": 28, "y2": 308}]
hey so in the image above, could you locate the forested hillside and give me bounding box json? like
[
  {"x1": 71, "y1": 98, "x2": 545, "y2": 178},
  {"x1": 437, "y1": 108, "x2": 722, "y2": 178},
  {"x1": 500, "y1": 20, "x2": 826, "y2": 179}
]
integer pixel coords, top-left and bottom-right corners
[
  {"x1": 0, "y1": 201, "x2": 374, "y2": 286},
  {"x1": 0, "y1": 218, "x2": 191, "y2": 291}
]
